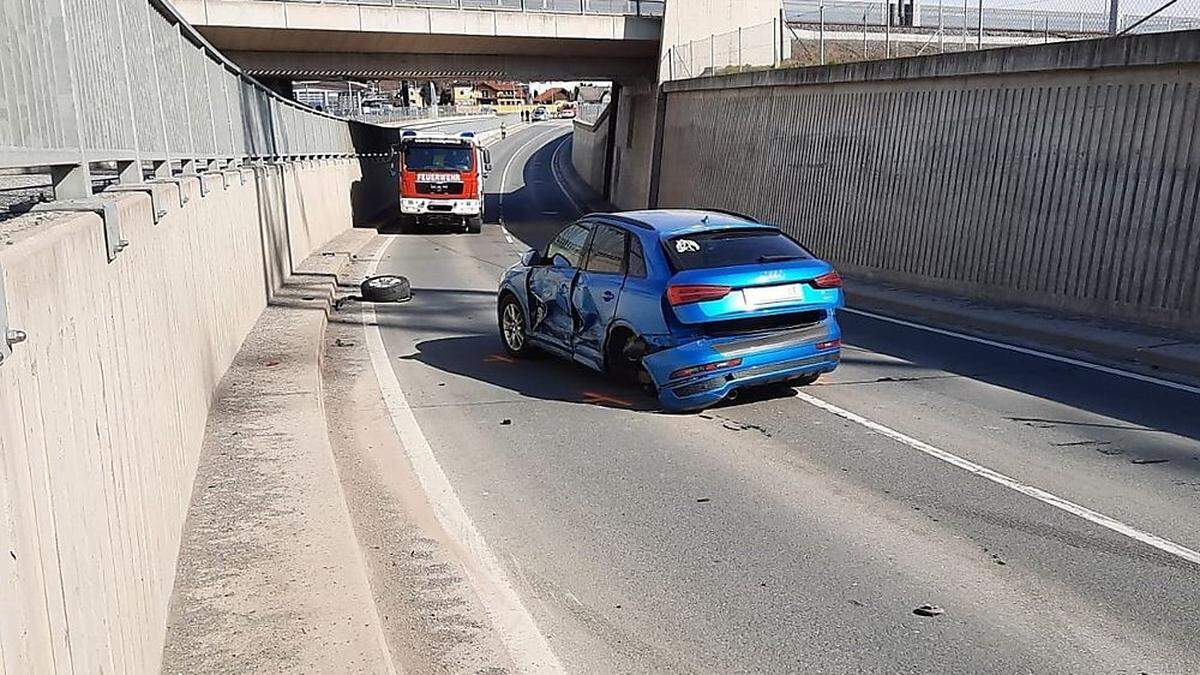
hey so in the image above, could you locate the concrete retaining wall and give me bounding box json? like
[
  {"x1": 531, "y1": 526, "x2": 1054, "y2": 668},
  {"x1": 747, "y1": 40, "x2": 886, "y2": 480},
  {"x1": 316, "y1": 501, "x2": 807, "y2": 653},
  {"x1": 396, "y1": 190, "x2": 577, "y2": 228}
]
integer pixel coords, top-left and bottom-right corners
[
  {"x1": 0, "y1": 159, "x2": 363, "y2": 673},
  {"x1": 608, "y1": 84, "x2": 659, "y2": 211},
  {"x1": 572, "y1": 108, "x2": 612, "y2": 196},
  {"x1": 654, "y1": 31, "x2": 1200, "y2": 336}
]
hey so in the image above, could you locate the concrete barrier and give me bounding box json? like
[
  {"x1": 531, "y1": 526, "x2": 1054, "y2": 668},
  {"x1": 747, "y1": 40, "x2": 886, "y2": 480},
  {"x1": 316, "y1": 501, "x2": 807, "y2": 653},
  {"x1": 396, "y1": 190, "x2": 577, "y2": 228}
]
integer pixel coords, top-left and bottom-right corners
[
  {"x1": 653, "y1": 30, "x2": 1200, "y2": 337},
  {"x1": 572, "y1": 107, "x2": 612, "y2": 195},
  {"x1": 0, "y1": 159, "x2": 366, "y2": 672}
]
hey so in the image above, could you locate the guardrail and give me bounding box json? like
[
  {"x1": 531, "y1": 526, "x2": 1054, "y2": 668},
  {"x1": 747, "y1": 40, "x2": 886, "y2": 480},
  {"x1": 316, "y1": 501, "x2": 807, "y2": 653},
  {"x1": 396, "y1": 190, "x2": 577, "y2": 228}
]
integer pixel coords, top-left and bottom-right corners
[
  {"x1": 236, "y1": 0, "x2": 665, "y2": 16},
  {"x1": 0, "y1": 0, "x2": 387, "y2": 203}
]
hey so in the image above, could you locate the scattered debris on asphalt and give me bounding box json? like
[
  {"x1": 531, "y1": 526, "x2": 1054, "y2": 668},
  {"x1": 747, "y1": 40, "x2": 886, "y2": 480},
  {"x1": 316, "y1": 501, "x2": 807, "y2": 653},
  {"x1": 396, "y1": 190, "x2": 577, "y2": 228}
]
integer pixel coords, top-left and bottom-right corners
[
  {"x1": 1052, "y1": 440, "x2": 1111, "y2": 447},
  {"x1": 264, "y1": 360, "x2": 280, "y2": 367},
  {"x1": 696, "y1": 498, "x2": 711, "y2": 503},
  {"x1": 1130, "y1": 458, "x2": 1169, "y2": 464},
  {"x1": 500, "y1": 419, "x2": 512, "y2": 426},
  {"x1": 1095, "y1": 447, "x2": 1124, "y2": 456},
  {"x1": 913, "y1": 603, "x2": 944, "y2": 617},
  {"x1": 848, "y1": 599, "x2": 864, "y2": 607},
  {"x1": 334, "y1": 338, "x2": 356, "y2": 347}
]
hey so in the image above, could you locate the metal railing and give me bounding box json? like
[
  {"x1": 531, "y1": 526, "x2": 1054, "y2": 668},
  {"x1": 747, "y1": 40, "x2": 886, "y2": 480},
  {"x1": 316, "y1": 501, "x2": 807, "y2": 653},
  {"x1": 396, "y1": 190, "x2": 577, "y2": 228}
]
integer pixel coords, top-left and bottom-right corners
[
  {"x1": 784, "y1": 0, "x2": 1200, "y2": 36},
  {"x1": 249, "y1": 0, "x2": 665, "y2": 16},
  {"x1": 0, "y1": 0, "x2": 379, "y2": 203}
]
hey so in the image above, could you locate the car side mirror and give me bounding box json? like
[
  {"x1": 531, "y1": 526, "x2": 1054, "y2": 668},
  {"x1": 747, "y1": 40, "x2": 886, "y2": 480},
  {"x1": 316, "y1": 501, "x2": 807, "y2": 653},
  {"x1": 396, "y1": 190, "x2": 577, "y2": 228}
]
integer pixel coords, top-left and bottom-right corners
[{"x1": 521, "y1": 249, "x2": 544, "y2": 267}]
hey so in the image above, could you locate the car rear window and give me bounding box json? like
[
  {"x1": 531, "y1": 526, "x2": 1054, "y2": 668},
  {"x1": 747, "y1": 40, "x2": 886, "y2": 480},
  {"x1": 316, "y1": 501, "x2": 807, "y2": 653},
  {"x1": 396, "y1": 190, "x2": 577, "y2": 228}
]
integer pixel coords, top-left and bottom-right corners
[{"x1": 665, "y1": 230, "x2": 811, "y2": 271}]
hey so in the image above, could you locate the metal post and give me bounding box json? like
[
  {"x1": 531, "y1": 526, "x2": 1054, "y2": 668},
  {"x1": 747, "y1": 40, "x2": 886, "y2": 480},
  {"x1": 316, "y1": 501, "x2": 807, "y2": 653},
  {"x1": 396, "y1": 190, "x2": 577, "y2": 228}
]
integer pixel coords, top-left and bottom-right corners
[
  {"x1": 1044, "y1": 15, "x2": 1050, "y2": 42},
  {"x1": 938, "y1": 0, "x2": 944, "y2": 51},
  {"x1": 863, "y1": 12, "x2": 869, "y2": 58},
  {"x1": 962, "y1": 0, "x2": 968, "y2": 46},
  {"x1": 738, "y1": 26, "x2": 743, "y2": 66},
  {"x1": 819, "y1": 5, "x2": 826, "y2": 64},
  {"x1": 977, "y1": 0, "x2": 983, "y2": 48},
  {"x1": 885, "y1": 5, "x2": 892, "y2": 58},
  {"x1": 710, "y1": 34, "x2": 716, "y2": 74},
  {"x1": 773, "y1": 16, "x2": 779, "y2": 65},
  {"x1": 1108, "y1": 0, "x2": 1120, "y2": 34}
]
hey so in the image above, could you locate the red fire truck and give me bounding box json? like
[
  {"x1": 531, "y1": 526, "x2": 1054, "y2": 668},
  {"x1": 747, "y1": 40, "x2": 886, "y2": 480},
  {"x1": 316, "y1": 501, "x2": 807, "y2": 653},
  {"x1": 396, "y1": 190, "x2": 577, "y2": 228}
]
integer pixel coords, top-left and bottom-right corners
[{"x1": 395, "y1": 131, "x2": 491, "y2": 233}]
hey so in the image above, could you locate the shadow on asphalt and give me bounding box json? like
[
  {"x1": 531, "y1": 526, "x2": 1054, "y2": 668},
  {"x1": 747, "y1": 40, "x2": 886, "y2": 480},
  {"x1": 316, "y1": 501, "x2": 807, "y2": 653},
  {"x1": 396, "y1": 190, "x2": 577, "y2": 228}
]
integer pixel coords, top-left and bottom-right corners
[{"x1": 402, "y1": 334, "x2": 800, "y2": 414}]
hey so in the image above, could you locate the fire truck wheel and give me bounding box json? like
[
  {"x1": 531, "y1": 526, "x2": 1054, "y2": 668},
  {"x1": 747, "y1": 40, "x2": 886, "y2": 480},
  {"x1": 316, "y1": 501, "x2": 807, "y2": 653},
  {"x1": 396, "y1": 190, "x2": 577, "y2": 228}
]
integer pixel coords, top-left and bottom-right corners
[{"x1": 466, "y1": 216, "x2": 483, "y2": 234}]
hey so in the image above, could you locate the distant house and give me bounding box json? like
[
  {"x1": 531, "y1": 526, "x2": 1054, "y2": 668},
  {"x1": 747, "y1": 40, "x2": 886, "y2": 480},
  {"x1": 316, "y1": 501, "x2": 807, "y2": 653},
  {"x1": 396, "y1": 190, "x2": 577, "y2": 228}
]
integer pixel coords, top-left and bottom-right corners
[
  {"x1": 575, "y1": 84, "x2": 610, "y2": 105},
  {"x1": 534, "y1": 87, "x2": 572, "y2": 105},
  {"x1": 451, "y1": 84, "x2": 477, "y2": 107},
  {"x1": 474, "y1": 81, "x2": 528, "y2": 107}
]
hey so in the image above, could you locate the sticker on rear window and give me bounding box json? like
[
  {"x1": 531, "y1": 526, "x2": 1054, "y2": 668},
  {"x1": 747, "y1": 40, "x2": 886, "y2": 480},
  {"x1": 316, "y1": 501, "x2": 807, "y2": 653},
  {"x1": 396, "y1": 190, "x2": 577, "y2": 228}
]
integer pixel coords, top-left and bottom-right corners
[{"x1": 675, "y1": 239, "x2": 700, "y2": 253}]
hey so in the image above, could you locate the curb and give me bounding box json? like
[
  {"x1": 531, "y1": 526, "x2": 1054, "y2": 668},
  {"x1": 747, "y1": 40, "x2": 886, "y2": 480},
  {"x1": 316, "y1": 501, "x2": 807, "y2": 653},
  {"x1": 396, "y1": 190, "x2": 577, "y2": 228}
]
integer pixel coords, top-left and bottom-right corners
[{"x1": 846, "y1": 283, "x2": 1200, "y2": 387}]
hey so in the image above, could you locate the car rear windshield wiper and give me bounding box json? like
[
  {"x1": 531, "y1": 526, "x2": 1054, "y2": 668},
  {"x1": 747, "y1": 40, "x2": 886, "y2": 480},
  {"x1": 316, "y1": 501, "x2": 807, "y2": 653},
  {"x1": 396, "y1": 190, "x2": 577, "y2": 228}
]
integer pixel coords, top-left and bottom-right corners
[{"x1": 757, "y1": 254, "x2": 806, "y2": 262}]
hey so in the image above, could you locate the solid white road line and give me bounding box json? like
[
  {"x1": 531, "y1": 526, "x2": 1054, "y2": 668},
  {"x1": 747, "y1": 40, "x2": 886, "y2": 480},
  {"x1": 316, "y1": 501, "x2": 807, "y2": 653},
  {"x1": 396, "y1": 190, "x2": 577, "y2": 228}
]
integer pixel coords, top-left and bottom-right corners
[
  {"x1": 362, "y1": 252, "x2": 565, "y2": 673},
  {"x1": 549, "y1": 133, "x2": 585, "y2": 216},
  {"x1": 498, "y1": 125, "x2": 573, "y2": 223},
  {"x1": 793, "y1": 390, "x2": 1200, "y2": 568},
  {"x1": 842, "y1": 307, "x2": 1200, "y2": 397}
]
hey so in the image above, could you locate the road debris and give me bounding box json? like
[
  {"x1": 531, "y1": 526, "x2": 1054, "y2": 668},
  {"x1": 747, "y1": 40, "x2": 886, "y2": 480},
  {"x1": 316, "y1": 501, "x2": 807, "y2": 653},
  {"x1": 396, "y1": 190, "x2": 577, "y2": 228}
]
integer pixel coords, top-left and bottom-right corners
[
  {"x1": 1130, "y1": 458, "x2": 1169, "y2": 465},
  {"x1": 500, "y1": 419, "x2": 512, "y2": 426},
  {"x1": 912, "y1": 603, "x2": 944, "y2": 617}
]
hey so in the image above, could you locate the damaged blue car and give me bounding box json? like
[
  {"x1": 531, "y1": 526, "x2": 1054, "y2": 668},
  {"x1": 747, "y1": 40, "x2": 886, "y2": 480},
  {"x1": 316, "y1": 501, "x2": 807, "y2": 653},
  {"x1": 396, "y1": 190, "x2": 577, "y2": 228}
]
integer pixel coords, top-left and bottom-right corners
[{"x1": 497, "y1": 209, "x2": 844, "y2": 411}]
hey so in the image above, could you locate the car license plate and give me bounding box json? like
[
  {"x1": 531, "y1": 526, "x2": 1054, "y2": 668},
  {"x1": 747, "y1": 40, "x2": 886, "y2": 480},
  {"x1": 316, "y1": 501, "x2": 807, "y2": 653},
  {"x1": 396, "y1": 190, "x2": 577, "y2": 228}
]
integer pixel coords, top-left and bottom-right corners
[{"x1": 744, "y1": 283, "x2": 804, "y2": 306}]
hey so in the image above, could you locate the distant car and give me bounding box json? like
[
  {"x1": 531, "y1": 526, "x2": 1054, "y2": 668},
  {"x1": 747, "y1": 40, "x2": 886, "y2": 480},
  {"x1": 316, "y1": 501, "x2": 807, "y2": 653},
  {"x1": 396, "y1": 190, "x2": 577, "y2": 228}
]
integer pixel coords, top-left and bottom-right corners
[
  {"x1": 496, "y1": 210, "x2": 844, "y2": 411},
  {"x1": 531, "y1": 106, "x2": 550, "y2": 122},
  {"x1": 557, "y1": 107, "x2": 577, "y2": 119}
]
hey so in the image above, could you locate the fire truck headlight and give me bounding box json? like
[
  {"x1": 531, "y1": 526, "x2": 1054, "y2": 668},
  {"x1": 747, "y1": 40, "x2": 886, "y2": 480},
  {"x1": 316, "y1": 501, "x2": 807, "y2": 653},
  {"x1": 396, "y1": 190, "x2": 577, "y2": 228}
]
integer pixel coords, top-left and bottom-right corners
[{"x1": 400, "y1": 198, "x2": 424, "y2": 214}]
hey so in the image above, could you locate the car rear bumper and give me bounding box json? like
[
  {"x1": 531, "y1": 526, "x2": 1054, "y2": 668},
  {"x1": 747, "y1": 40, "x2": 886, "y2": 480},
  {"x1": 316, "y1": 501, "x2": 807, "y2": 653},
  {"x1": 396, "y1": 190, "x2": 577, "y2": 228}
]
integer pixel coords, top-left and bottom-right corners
[{"x1": 642, "y1": 319, "x2": 841, "y2": 411}]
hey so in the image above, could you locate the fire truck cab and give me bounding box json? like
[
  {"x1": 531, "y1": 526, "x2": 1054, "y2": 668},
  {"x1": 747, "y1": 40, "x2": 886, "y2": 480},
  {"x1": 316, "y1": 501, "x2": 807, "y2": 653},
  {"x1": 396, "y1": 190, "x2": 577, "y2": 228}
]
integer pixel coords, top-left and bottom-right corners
[{"x1": 394, "y1": 131, "x2": 491, "y2": 233}]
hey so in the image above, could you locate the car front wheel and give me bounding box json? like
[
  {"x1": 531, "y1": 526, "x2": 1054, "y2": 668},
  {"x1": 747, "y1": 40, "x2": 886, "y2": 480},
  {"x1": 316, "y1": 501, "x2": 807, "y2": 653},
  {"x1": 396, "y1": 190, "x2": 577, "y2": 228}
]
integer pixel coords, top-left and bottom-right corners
[{"x1": 499, "y1": 296, "x2": 531, "y2": 357}]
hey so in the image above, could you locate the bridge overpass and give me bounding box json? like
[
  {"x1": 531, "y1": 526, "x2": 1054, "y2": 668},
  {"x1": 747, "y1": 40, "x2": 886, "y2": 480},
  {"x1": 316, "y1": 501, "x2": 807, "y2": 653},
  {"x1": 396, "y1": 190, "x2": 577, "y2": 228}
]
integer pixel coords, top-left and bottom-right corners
[
  {"x1": 177, "y1": 0, "x2": 664, "y2": 80},
  {"x1": 4, "y1": 0, "x2": 1200, "y2": 672}
]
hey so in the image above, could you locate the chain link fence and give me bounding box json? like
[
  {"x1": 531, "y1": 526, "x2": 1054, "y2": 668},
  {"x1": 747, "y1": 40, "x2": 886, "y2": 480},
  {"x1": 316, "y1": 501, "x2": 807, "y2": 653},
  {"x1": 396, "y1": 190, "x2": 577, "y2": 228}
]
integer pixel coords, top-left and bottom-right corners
[
  {"x1": 661, "y1": 19, "x2": 783, "y2": 80},
  {"x1": 662, "y1": 2, "x2": 1200, "y2": 78}
]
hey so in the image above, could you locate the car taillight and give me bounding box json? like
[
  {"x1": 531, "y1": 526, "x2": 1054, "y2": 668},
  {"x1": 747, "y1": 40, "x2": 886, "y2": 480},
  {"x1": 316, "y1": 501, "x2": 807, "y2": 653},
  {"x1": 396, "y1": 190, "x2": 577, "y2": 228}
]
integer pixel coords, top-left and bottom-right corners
[
  {"x1": 810, "y1": 271, "x2": 843, "y2": 289},
  {"x1": 816, "y1": 339, "x2": 841, "y2": 351},
  {"x1": 667, "y1": 284, "x2": 732, "y2": 306},
  {"x1": 670, "y1": 358, "x2": 743, "y2": 381}
]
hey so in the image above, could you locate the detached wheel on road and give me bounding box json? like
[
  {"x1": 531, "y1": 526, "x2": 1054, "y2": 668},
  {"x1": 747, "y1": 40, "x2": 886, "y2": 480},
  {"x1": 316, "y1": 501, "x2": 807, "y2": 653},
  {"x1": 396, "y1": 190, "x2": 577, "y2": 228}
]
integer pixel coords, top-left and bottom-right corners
[
  {"x1": 466, "y1": 215, "x2": 483, "y2": 234},
  {"x1": 499, "y1": 295, "x2": 531, "y2": 357},
  {"x1": 361, "y1": 275, "x2": 412, "y2": 303}
]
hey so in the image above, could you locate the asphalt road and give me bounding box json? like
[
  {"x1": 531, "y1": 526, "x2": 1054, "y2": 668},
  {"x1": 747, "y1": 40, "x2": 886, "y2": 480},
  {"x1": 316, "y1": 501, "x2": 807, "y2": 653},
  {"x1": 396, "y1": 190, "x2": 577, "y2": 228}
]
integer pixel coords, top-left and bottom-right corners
[{"x1": 372, "y1": 120, "x2": 1200, "y2": 673}]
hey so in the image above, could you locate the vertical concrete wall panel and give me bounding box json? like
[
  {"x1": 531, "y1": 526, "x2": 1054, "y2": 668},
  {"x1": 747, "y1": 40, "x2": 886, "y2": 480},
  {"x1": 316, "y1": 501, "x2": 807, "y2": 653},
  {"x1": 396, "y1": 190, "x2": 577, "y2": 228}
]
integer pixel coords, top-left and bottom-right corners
[
  {"x1": 0, "y1": 159, "x2": 366, "y2": 673},
  {"x1": 657, "y1": 49, "x2": 1200, "y2": 335}
]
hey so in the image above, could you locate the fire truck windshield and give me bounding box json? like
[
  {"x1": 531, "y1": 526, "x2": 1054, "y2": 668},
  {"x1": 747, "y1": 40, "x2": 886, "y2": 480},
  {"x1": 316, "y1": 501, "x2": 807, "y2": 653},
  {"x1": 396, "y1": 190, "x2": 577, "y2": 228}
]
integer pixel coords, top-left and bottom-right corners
[{"x1": 405, "y1": 145, "x2": 473, "y2": 172}]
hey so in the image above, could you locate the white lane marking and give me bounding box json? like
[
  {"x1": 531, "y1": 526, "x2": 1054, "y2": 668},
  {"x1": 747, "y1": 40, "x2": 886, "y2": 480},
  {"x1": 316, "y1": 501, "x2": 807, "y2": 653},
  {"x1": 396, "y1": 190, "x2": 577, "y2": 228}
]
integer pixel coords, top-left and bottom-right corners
[
  {"x1": 497, "y1": 126, "x2": 572, "y2": 223},
  {"x1": 793, "y1": 390, "x2": 1200, "y2": 567},
  {"x1": 842, "y1": 307, "x2": 1200, "y2": 397},
  {"x1": 362, "y1": 252, "x2": 564, "y2": 673},
  {"x1": 548, "y1": 133, "x2": 585, "y2": 216},
  {"x1": 499, "y1": 225, "x2": 523, "y2": 253}
]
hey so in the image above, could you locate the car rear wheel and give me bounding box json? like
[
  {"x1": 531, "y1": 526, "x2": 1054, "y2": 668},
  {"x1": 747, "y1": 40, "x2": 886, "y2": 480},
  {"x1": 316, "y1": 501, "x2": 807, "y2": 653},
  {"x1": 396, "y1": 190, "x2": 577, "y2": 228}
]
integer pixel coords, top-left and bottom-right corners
[
  {"x1": 606, "y1": 330, "x2": 653, "y2": 393},
  {"x1": 499, "y1": 296, "x2": 531, "y2": 357}
]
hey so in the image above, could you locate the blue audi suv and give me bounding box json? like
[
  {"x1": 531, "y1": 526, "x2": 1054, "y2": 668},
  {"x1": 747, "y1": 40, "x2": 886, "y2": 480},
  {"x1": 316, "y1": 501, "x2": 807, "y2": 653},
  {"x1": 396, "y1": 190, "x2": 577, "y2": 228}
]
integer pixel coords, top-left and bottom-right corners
[{"x1": 496, "y1": 210, "x2": 844, "y2": 411}]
